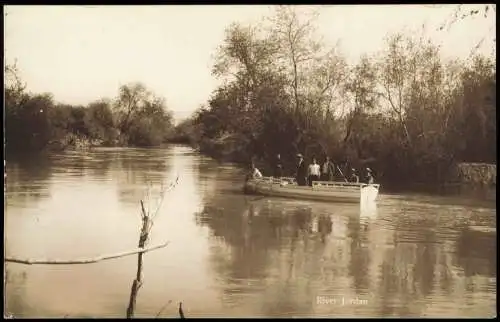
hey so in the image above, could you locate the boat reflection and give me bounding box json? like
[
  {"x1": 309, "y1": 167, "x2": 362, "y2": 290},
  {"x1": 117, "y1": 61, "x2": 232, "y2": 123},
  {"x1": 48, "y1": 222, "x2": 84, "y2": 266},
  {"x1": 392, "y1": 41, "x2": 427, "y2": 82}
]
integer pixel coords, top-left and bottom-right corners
[{"x1": 196, "y1": 193, "x2": 375, "y2": 316}]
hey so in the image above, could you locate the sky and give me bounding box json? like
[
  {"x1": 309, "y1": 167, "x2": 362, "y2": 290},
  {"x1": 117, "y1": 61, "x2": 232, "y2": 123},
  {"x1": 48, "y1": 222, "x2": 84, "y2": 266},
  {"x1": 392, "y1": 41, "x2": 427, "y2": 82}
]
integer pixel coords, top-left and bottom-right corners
[{"x1": 4, "y1": 5, "x2": 496, "y2": 122}]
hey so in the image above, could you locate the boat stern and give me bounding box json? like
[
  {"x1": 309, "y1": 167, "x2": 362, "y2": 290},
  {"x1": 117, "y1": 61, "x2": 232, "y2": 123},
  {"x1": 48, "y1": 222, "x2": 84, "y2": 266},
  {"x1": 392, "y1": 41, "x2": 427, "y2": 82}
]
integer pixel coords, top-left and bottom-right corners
[{"x1": 360, "y1": 184, "x2": 380, "y2": 204}]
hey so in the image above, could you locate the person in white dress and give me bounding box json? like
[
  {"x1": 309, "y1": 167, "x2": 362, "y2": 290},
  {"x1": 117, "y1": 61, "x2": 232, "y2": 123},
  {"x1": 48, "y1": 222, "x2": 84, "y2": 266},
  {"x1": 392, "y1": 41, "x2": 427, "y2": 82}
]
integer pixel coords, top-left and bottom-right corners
[{"x1": 307, "y1": 158, "x2": 321, "y2": 186}]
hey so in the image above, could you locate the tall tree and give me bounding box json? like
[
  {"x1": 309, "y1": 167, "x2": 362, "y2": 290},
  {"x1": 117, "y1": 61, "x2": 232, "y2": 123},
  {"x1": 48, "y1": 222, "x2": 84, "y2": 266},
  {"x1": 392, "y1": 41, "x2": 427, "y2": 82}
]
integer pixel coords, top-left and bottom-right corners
[
  {"x1": 114, "y1": 83, "x2": 152, "y2": 134},
  {"x1": 268, "y1": 5, "x2": 322, "y2": 113},
  {"x1": 343, "y1": 55, "x2": 379, "y2": 145}
]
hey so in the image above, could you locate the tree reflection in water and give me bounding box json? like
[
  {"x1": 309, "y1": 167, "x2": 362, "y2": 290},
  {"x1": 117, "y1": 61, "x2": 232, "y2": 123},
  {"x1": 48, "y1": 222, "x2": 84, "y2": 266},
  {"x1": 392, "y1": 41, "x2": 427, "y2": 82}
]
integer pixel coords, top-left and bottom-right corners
[
  {"x1": 196, "y1": 191, "x2": 364, "y2": 316},
  {"x1": 456, "y1": 226, "x2": 496, "y2": 277},
  {"x1": 4, "y1": 268, "x2": 29, "y2": 317},
  {"x1": 5, "y1": 153, "x2": 54, "y2": 208},
  {"x1": 348, "y1": 214, "x2": 372, "y2": 296},
  {"x1": 197, "y1": 187, "x2": 496, "y2": 317},
  {"x1": 113, "y1": 148, "x2": 171, "y2": 205}
]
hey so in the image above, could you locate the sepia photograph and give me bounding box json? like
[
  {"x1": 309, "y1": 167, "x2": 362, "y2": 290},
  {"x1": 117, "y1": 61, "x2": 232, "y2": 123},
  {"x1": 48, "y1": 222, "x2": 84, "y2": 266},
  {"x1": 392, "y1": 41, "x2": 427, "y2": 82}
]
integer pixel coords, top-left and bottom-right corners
[{"x1": 4, "y1": 4, "x2": 496, "y2": 318}]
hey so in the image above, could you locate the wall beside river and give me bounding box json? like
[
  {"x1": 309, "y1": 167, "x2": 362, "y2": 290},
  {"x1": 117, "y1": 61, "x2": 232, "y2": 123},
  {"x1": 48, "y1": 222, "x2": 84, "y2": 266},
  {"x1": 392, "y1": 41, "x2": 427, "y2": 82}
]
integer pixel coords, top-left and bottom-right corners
[
  {"x1": 448, "y1": 162, "x2": 496, "y2": 186},
  {"x1": 443, "y1": 162, "x2": 496, "y2": 200}
]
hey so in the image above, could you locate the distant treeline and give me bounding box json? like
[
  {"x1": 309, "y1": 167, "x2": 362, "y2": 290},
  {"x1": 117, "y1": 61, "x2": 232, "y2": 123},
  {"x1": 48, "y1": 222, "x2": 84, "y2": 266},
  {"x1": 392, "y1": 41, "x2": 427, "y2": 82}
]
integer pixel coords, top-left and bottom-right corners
[
  {"x1": 172, "y1": 6, "x2": 496, "y2": 189},
  {"x1": 5, "y1": 65, "x2": 175, "y2": 154}
]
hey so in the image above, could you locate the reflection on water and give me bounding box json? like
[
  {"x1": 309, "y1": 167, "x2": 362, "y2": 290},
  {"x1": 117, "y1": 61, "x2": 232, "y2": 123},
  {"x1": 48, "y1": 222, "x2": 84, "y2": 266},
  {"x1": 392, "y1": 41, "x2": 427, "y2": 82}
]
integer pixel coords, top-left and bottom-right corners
[{"x1": 4, "y1": 146, "x2": 496, "y2": 318}]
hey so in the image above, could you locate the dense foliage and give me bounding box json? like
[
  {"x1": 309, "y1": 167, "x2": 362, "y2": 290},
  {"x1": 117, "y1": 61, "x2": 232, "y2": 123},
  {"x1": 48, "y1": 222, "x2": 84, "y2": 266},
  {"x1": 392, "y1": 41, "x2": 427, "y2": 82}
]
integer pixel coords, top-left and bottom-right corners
[
  {"x1": 173, "y1": 7, "x2": 496, "y2": 188},
  {"x1": 5, "y1": 64, "x2": 174, "y2": 153}
]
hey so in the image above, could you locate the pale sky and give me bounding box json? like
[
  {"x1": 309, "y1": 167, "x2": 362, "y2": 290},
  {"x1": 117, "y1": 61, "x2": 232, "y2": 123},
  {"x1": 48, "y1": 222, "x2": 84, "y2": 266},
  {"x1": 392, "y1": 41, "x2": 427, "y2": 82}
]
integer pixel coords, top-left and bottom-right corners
[{"x1": 4, "y1": 5, "x2": 495, "y2": 122}]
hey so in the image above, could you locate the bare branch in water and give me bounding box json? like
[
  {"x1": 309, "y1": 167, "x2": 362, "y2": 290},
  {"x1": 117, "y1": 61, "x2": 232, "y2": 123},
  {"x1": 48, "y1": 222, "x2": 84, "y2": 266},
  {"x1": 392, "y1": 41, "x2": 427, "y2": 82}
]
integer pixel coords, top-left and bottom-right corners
[
  {"x1": 140, "y1": 199, "x2": 148, "y2": 219},
  {"x1": 152, "y1": 174, "x2": 180, "y2": 220},
  {"x1": 147, "y1": 174, "x2": 180, "y2": 236},
  {"x1": 5, "y1": 242, "x2": 170, "y2": 265},
  {"x1": 127, "y1": 174, "x2": 179, "y2": 318}
]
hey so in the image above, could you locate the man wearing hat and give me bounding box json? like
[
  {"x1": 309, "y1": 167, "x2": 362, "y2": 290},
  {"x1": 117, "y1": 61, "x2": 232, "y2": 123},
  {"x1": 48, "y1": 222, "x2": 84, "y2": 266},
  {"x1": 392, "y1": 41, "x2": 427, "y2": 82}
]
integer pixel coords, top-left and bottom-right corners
[
  {"x1": 296, "y1": 153, "x2": 307, "y2": 186},
  {"x1": 349, "y1": 168, "x2": 359, "y2": 183}
]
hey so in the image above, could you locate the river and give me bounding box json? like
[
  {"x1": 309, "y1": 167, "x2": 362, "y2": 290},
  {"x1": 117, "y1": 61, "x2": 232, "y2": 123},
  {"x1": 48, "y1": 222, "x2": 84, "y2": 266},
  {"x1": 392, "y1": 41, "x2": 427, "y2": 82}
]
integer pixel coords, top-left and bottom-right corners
[{"x1": 4, "y1": 145, "x2": 496, "y2": 318}]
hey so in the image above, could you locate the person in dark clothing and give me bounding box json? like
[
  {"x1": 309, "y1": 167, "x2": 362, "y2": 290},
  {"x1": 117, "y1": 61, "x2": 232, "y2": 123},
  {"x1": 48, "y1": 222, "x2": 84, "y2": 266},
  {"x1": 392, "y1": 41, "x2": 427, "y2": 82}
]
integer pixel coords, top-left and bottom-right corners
[
  {"x1": 296, "y1": 153, "x2": 307, "y2": 186},
  {"x1": 321, "y1": 156, "x2": 336, "y2": 181},
  {"x1": 350, "y1": 168, "x2": 359, "y2": 183},
  {"x1": 365, "y1": 167, "x2": 375, "y2": 184},
  {"x1": 273, "y1": 154, "x2": 283, "y2": 178}
]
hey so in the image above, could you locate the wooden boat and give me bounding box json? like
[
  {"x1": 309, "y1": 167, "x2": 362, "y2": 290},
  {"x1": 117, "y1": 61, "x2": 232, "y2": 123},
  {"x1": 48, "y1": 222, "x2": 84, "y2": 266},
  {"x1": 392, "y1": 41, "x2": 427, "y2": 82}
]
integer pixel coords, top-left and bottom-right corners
[{"x1": 244, "y1": 176, "x2": 380, "y2": 204}]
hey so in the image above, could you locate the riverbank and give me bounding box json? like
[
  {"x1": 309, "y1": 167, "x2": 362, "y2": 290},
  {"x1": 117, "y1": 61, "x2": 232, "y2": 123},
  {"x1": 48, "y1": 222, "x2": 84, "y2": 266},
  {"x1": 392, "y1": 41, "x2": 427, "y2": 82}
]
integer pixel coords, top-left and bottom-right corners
[
  {"x1": 45, "y1": 133, "x2": 108, "y2": 151},
  {"x1": 7, "y1": 133, "x2": 179, "y2": 156}
]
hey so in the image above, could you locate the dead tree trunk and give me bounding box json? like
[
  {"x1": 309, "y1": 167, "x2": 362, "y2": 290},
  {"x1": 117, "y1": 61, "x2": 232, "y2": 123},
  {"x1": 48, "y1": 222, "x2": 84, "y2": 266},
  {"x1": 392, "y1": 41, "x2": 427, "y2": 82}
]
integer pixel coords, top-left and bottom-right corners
[{"x1": 126, "y1": 200, "x2": 151, "y2": 318}]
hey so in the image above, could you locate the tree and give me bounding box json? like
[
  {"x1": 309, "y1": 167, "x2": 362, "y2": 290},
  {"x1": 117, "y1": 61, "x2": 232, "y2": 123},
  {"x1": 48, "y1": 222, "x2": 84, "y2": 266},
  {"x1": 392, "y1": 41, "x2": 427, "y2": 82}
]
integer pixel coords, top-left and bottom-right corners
[
  {"x1": 5, "y1": 61, "x2": 28, "y2": 111},
  {"x1": 456, "y1": 55, "x2": 496, "y2": 162},
  {"x1": 210, "y1": 21, "x2": 291, "y2": 160},
  {"x1": 343, "y1": 55, "x2": 379, "y2": 146},
  {"x1": 85, "y1": 100, "x2": 118, "y2": 144},
  {"x1": 268, "y1": 6, "x2": 322, "y2": 112},
  {"x1": 303, "y1": 48, "x2": 348, "y2": 117},
  {"x1": 213, "y1": 22, "x2": 278, "y2": 91},
  {"x1": 438, "y1": 4, "x2": 496, "y2": 31},
  {"x1": 114, "y1": 83, "x2": 151, "y2": 134},
  {"x1": 437, "y1": 4, "x2": 496, "y2": 57},
  {"x1": 113, "y1": 83, "x2": 173, "y2": 146},
  {"x1": 12, "y1": 93, "x2": 54, "y2": 151},
  {"x1": 377, "y1": 32, "x2": 439, "y2": 147},
  {"x1": 268, "y1": 6, "x2": 344, "y2": 153}
]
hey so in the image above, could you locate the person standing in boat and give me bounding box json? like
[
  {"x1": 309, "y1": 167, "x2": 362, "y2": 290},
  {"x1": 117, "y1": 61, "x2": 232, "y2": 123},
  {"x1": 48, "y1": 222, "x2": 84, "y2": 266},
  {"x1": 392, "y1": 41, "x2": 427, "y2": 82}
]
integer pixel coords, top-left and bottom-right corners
[
  {"x1": 365, "y1": 167, "x2": 374, "y2": 184},
  {"x1": 296, "y1": 153, "x2": 307, "y2": 186},
  {"x1": 307, "y1": 158, "x2": 321, "y2": 186},
  {"x1": 273, "y1": 154, "x2": 283, "y2": 178},
  {"x1": 321, "y1": 156, "x2": 336, "y2": 181},
  {"x1": 350, "y1": 168, "x2": 359, "y2": 183}
]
